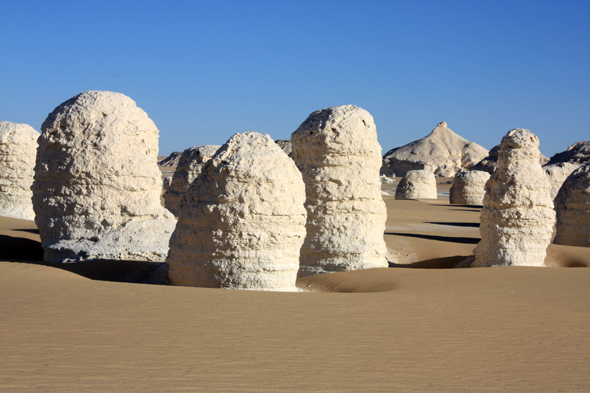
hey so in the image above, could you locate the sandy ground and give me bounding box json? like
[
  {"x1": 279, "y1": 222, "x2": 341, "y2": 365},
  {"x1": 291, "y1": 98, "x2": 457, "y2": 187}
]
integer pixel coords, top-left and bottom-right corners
[{"x1": 1, "y1": 190, "x2": 589, "y2": 392}]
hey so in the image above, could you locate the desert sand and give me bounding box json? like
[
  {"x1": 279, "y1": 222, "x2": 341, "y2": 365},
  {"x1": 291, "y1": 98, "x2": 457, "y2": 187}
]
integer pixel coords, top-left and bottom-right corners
[{"x1": 1, "y1": 185, "x2": 589, "y2": 392}]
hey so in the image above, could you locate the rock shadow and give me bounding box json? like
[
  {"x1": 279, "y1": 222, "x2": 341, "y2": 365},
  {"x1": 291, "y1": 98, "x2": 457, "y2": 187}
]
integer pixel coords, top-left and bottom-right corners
[
  {"x1": 385, "y1": 232, "x2": 480, "y2": 244},
  {"x1": 426, "y1": 222, "x2": 480, "y2": 228}
]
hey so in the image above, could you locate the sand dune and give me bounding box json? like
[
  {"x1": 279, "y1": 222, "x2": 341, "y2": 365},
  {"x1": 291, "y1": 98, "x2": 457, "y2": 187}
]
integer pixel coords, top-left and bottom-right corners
[{"x1": 1, "y1": 195, "x2": 589, "y2": 392}]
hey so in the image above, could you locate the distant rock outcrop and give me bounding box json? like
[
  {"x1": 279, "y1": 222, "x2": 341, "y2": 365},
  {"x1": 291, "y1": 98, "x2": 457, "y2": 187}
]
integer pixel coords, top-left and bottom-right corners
[
  {"x1": 167, "y1": 132, "x2": 306, "y2": 291},
  {"x1": 381, "y1": 121, "x2": 488, "y2": 177},
  {"x1": 33, "y1": 91, "x2": 176, "y2": 263},
  {"x1": 158, "y1": 151, "x2": 182, "y2": 167},
  {"x1": 473, "y1": 129, "x2": 555, "y2": 267},
  {"x1": 0, "y1": 122, "x2": 40, "y2": 220},
  {"x1": 554, "y1": 164, "x2": 590, "y2": 247},
  {"x1": 163, "y1": 145, "x2": 220, "y2": 216},
  {"x1": 395, "y1": 170, "x2": 437, "y2": 200},
  {"x1": 275, "y1": 139, "x2": 292, "y2": 157},
  {"x1": 543, "y1": 162, "x2": 581, "y2": 200},
  {"x1": 292, "y1": 105, "x2": 388, "y2": 276},
  {"x1": 546, "y1": 141, "x2": 590, "y2": 166},
  {"x1": 471, "y1": 144, "x2": 549, "y2": 174},
  {"x1": 450, "y1": 170, "x2": 490, "y2": 206}
]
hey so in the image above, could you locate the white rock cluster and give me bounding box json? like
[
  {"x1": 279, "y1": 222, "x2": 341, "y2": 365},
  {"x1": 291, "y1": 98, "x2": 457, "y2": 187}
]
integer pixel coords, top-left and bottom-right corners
[
  {"x1": 291, "y1": 105, "x2": 388, "y2": 276},
  {"x1": 473, "y1": 129, "x2": 555, "y2": 267},
  {"x1": 395, "y1": 170, "x2": 438, "y2": 200},
  {"x1": 450, "y1": 170, "x2": 490, "y2": 205},
  {"x1": 381, "y1": 121, "x2": 488, "y2": 177},
  {"x1": 543, "y1": 162, "x2": 581, "y2": 200},
  {"x1": 554, "y1": 164, "x2": 590, "y2": 247},
  {"x1": 0, "y1": 122, "x2": 40, "y2": 220},
  {"x1": 167, "y1": 132, "x2": 306, "y2": 291},
  {"x1": 164, "y1": 145, "x2": 220, "y2": 216},
  {"x1": 33, "y1": 91, "x2": 176, "y2": 263}
]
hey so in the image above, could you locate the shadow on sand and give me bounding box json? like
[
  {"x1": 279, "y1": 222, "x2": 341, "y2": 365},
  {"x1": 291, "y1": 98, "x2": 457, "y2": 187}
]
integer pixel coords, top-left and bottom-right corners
[
  {"x1": 0, "y1": 234, "x2": 169, "y2": 285},
  {"x1": 385, "y1": 232, "x2": 480, "y2": 244}
]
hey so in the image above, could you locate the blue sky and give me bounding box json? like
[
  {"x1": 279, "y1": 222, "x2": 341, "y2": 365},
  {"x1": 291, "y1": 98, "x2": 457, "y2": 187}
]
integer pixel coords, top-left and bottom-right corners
[{"x1": 1, "y1": 0, "x2": 588, "y2": 157}]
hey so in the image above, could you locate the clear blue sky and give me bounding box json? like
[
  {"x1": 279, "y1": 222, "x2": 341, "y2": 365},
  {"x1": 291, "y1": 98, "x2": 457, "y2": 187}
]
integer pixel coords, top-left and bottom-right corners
[{"x1": 1, "y1": 0, "x2": 589, "y2": 157}]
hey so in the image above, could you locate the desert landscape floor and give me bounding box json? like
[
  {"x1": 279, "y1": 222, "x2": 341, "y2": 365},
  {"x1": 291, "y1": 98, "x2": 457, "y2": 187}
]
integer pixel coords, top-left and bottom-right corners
[{"x1": 1, "y1": 192, "x2": 589, "y2": 392}]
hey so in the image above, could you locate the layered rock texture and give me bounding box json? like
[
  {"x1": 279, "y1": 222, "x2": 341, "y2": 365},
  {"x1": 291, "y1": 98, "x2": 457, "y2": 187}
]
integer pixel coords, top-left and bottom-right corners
[
  {"x1": 381, "y1": 121, "x2": 488, "y2": 177},
  {"x1": 449, "y1": 170, "x2": 490, "y2": 205},
  {"x1": 33, "y1": 91, "x2": 176, "y2": 263},
  {"x1": 473, "y1": 129, "x2": 555, "y2": 267},
  {"x1": 546, "y1": 141, "x2": 590, "y2": 166},
  {"x1": 167, "y1": 132, "x2": 306, "y2": 291},
  {"x1": 163, "y1": 145, "x2": 220, "y2": 216},
  {"x1": 554, "y1": 164, "x2": 590, "y2": 247},
  {"x1": 0, "y1": 122, "x2": 40, "y2": 220},
  {"x1": 291, "y1": 105, "x2": 388, "y2": 276},
  {"x1": 395, "y1": 170, "x2": 438, "y2": 200},
  {"x1": 543, "y1": 162, "x2": 581, "y2": 200}
]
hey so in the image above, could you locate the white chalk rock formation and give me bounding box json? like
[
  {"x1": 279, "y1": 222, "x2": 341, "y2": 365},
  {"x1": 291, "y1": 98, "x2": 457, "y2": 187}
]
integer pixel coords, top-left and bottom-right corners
[
  {"x1": 291, "y1": 105, "x2": 388, "y2": 276},
  {"x1": 33, "y1": 91, "x2": 176, "y2": 263},
  {"x1": 382, "y1": 121, "x2": 488, "y2": 177},
  {"x1": 163, "y1": 145, "x2": 220, "y2": 216},
  {"x1": 167, "y1": 132, "x2": 306, "y2": 291},
  {"x1": 554, "y1": 164, "x2": 590, "y2": 247},
  {"x1": 543, "y1": 162, "x2": 581, "y2": 200},
  {"x1": 395, "y1": 170, "x2": 438, "y2": 200},
  {"x1": 472, "y1": 144, "x2": 549, "y2": 174},
  {"x1": 546, "y1": 141, "x2": 590, "y2": 166},
  {"x1": 449, "y1": 170, "x2": 490, "y2": 205},
  {"x1": 473, "y1": 129, "x2": 555, "y2": 267},
  {"x1": 158, "y1": 151, "x2": 182, "y2": 167},
  {"x1": 0, "y1": 122, "x2": 40, "y2": 220}
]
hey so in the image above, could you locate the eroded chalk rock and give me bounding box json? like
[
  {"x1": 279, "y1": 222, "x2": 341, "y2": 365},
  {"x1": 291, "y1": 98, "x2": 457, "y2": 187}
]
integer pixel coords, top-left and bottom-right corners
[
  {"x1": 0, "y1": 122, "x2": 40, "y2": 220},
  {"x1": 33, "y1": 91, "x2": 176, "y2": 263},
  {"x1": 381, "y1": 121, "x2": 488, "y2": 177},
  {"x1": 471, "y1": 144, "x2": 549, "y2": 174},
  {"x1": 291, "y1": 105, "x2": 388, "y2": 276},
  {"x1": 473, "y1": 129, "x2": 555, "y2": 267},
  {"x1": 543, "y1": 162, "x2": 581, "y2": 200},
  {"x1": 167, "y1": 132, "x2": 306, "y2": 291},
  {"x1": 449, "y1": 170, "x2": 490, "y2": 205},
  {"x1": 546, "y1": 141, "x2": 590, "y2": 166},
  {"x1": 395, "y1": 170, "x2": 438, "y2": 200},
  {"x1": 163, "y1": 145, "x2": 220, "y2": 216},
  {"x1": 554, "y1": 164, "x2": 590, "y2": 247}
]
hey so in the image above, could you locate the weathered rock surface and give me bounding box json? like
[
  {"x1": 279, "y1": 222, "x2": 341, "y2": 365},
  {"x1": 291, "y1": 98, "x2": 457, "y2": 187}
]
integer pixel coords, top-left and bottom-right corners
[
  {"x1": 167, "y1": 132, "x2": 306, "y2": 291},
  {"x1": 381, "y1": 121, "x2": 488, "y2": 177},
  {"x1": 395, "y1": 170, "x2": 438, "y2": 200},
  {"x1": 163, "y1": 145, "x2": 220, "y2": 216},
  {"x1": 449, "y1": 170, "x2": 490, "y2": 205},
  {"x1": 546, "y1": 141, "x2": 590, "y2": 166},
  {"x1": 0, "y1": 122, "x2": 40, "y2": 220},
  {"x1": 33, "y1": 91, "x2": 176, "y2": 263},
  {"x1": 291, "y1": 105, "x2": 388, "y2": 276},
  {"x1": 554, "y1": 164, "x2": 590, "y2": 247},
  {"x1": 543, "y1": 162, "x2": 581, "y2": 200},
  {"x1": 275, "y1": 139, "x2": 292, "y2": 157},
  {"x1": 473, "y1": 129, "x2": 555, "y2": 267},
  {"x1": 471, "y1": 144, "x2": 549, "y2": 174}
]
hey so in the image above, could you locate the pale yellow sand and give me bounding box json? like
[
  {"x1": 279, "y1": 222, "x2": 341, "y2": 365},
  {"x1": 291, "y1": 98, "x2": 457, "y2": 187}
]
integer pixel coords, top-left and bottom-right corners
[{"x1": 1, "y1": 193, "x2": 589, "y2": 392}]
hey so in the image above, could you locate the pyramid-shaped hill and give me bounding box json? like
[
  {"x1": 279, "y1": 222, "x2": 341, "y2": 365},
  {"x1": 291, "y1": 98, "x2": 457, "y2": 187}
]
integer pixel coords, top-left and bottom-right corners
[{"x1": 381, "y1": 121, "x2": 489, "y2": 177}]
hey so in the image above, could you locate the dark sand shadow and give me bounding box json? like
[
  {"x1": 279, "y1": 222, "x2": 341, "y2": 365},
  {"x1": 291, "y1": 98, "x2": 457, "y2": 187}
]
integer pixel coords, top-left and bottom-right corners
[
  {"x1": 388, "y1": 255, "x2": 470, "y2": 269},
  {"x1": 0, "y1": 234, "x2": 44, "y2": 261},
  {"x1": 1, "y1": 235, "x2": 169, "y2": 285},
  {"x1": 426, "y1": 222, "x2": 480, "y2": 228},
  {"x1": 385, "y1": 232, "x2": 480, "y2": 244},
  {"x1": 12, "y1": 228, "x2": 40, "y2": 234}
]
